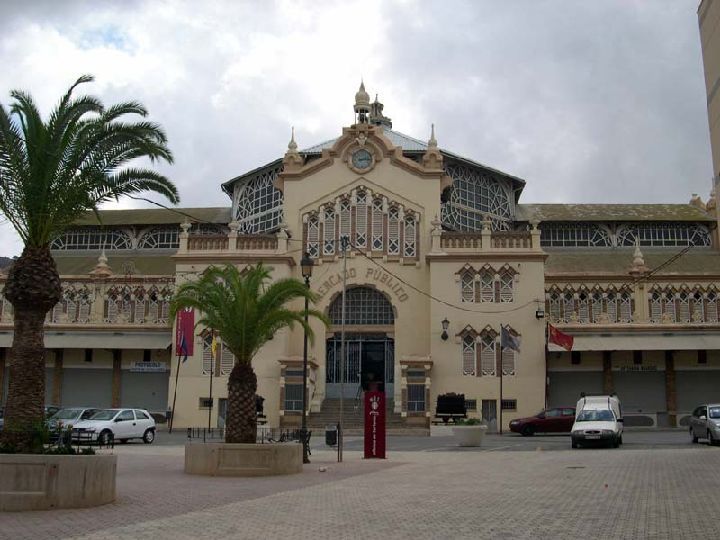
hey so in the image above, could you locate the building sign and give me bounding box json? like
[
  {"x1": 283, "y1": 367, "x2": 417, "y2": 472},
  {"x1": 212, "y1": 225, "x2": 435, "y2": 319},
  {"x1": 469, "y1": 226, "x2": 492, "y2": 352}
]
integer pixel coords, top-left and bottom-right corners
[
  {"x1": 130, "y1": 361, "x2": 168, "y2": 373},
  {"x1": 175, "y1": 308, "x2": 195, "y2": 356},
  {"x1": 618, "y1": 365, "x2": 659, "y2": 372},
  {"x1": 315, "y1": 267, "x2": 409, "y2": 302},
  {"x1": 364, "y1": 391, "x2": 386, "y2": 459}
]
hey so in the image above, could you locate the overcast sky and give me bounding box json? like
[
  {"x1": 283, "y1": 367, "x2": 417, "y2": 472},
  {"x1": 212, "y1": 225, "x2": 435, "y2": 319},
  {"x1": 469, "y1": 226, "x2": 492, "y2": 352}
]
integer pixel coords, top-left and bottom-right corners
[{"x1": 0, "y1": 0, "x2": 712, "y2": 256}]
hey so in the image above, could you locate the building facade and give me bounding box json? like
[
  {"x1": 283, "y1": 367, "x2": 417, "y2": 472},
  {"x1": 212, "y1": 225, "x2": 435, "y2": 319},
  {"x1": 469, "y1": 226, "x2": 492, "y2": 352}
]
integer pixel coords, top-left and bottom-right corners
[
  {"x1": 2, "y1": 84, "x2": 720, "y2": 431},
  {"x1": 699, "y1": 0, "x2": 720, "y2": 181}
]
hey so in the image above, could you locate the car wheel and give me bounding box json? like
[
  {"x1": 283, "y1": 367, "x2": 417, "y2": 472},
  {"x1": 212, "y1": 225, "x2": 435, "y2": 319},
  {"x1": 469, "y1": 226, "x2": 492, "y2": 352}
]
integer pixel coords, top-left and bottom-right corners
[
  {"x1": 571, "y1": 439, "x2": 578, "y2": 449},
  {"x1": 708, "y1": 431, "x2": 717, "y2": 447},
  {"x1": 143, "y1": 429, "x2": 155, "y2": 444},
  {"x1": 99, "y1": 430, "x2": 113, "y2": 445},
  {"x1": 119, "y1": 439, "x2": 128, "y2": 444},
  {"x1": 521, "y1": 425, "x2": 535, "y2": 437},
  {"x1": 612, "y1": 437, "x2": 620, "y2": 448},
  {"x1": 618, "y1": 435, "x2": 623, "y2": 446},
  {"x1": 691, "y1": 428, "x2": 698, "y2": 444}
]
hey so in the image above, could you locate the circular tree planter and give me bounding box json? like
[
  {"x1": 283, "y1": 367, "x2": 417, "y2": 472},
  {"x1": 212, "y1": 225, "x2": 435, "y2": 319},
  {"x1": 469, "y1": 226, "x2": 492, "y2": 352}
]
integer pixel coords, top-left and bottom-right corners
[
  {"x1": 452, "y1": 425, "x2": 488, "y2": 447},
  {"x1": 0, "y1": 454, "x2": 117, "y2": 511},
  {"x1": 185, "y1": 442, "x2": 302, "y2": 476}
]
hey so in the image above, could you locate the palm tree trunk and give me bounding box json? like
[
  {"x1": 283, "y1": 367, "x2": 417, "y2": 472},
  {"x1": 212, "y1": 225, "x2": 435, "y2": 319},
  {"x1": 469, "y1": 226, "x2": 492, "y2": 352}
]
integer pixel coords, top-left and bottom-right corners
[
  {"x1": 225, "y1": 360, "x2": 257, "y2": 444},
  {"x1": 1, "y1": 247, "x2": 61, "y2": 452}
]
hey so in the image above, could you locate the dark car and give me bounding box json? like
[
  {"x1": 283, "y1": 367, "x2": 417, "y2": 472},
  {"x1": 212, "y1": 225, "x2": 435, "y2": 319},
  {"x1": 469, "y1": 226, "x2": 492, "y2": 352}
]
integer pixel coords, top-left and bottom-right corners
[{"x1": 509, "y1": 407, "x2": 576, "y2": 436}]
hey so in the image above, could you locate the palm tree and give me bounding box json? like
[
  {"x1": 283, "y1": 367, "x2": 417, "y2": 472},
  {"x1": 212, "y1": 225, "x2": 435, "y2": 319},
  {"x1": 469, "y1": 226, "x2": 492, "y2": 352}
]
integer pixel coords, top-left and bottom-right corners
[
  {"x1": 0, "y1": 75, "x2": 178, "y2": 450},
  {"x1": 170, "y1": 264, "x2": 327, "y2": 443}
]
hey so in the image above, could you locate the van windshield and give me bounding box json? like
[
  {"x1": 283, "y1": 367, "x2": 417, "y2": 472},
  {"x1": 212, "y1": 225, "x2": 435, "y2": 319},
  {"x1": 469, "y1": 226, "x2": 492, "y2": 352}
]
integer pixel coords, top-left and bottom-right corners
[{"x1": 576, "y1": 410, "x2": 615, "y2": 422}]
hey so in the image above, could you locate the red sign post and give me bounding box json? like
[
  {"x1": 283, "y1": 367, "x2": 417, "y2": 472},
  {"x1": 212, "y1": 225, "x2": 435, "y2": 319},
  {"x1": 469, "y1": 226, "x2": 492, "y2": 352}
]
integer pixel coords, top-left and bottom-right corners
[{"x1": 364, "y1": 391, "x2": 386, "y2": 459}]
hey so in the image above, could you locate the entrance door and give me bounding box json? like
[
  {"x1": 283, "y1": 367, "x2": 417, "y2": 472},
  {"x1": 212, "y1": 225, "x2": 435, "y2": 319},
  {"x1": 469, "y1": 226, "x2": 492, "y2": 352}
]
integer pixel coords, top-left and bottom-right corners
[
  {"x1": 326, "y1": 335, "x2": 394, "y2": 398},
  {"x1": 481, "y1": 400, "x2": 497, "y2": 433}
]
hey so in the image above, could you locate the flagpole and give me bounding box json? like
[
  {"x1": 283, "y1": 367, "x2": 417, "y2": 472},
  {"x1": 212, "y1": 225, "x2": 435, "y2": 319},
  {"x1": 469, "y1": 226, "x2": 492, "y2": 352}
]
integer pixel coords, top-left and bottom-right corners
[
  {"x1": 544, "y1": 322, "x2": 549, "y2": 410},
  {"x1": 208, "y1": 332, "x2": 215, "y2": 431},
  {"x1": 169, "y1": 352, "x2": 182, "y2": 433},
  {"x1": 499, "y1": 324, "x2": 503, "y2": 436}
]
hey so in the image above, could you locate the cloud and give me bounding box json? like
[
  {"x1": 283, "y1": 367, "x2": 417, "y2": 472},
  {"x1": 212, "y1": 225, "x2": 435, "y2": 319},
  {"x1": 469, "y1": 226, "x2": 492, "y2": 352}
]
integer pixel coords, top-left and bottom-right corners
[{"x1": 0, "y1": 0, "x2": 713, "y2": 257}]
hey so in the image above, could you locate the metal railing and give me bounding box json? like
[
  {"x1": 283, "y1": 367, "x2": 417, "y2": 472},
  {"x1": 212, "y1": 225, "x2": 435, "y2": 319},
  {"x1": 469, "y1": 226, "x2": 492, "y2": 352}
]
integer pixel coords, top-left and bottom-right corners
[{"x1": 186, "y1": 426, "x2": 310, "y2": 448}]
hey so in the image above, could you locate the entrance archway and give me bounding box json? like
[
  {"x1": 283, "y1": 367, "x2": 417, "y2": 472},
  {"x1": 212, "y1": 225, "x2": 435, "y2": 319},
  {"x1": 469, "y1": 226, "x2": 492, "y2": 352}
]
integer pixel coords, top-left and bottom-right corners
[{"x1": 326, "y1": 286, "x2": 395, "y2": 398}]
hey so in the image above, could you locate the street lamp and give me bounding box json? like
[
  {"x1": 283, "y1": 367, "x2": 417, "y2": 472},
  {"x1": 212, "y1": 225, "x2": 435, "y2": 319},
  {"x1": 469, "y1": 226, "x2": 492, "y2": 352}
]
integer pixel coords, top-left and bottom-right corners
[
  {"x1": 300, "y1": 252, "x2": 314, "y2": 464},
  {"x1": 441, "y1": 317, "x2": 450, "y2": 341}
]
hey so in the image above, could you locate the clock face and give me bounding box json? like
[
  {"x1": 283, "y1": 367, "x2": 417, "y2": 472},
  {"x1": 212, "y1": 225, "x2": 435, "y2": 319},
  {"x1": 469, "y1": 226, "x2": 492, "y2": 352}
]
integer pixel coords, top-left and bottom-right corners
[{"x1": 352, "y1": 149, "x2": 373, "y2": 170}]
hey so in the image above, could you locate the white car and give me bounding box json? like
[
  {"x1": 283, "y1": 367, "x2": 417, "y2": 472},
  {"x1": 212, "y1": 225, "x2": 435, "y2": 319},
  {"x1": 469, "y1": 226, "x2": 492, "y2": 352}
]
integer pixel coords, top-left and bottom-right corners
[
  {"x1": 72, "y1": 408, "x2": 156, "y2": 444},
  {"x1": 571, "y1": 395, "x2": 623, "y2": 449}
]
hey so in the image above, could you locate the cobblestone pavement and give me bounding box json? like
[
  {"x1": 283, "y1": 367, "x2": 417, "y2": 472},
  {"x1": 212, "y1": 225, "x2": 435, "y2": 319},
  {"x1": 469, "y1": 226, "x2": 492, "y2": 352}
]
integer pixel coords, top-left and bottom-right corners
[{"x1": 2, "y1": 443, "x2": 719, "y2": 540}]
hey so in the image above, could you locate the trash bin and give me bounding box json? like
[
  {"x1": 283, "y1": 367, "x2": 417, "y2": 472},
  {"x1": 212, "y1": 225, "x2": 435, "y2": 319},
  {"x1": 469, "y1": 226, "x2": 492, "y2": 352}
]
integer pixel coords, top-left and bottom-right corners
[{"x1": 325, "y1": 425, "x2": 337, "y2": 446}]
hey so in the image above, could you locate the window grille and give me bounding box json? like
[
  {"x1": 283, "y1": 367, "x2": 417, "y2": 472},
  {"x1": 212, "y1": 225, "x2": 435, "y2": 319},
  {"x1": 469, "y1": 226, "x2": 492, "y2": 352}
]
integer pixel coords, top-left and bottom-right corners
[
  {"x1": 441, "y1": 162, "x2": 513, "y2": 232},
  {"x1": 577, "y1": 293, "x2": 590, "y2": 323},
  {"x1": 388, "y1": 206, "x2": 400, "y2": 255},
  {"x1": 707, "y1": 291, "x2": 718, "y2": 322},
  {"x1": 616, "y1": 223, "x2": 711, "y2": 248},
  {"x1": 562, "y1": 293, "x2": 575, "y2": 322},
  {"x1": 499, "y1": 270, "x2": 514, "y2": 303},
  {"x1": 501, "y1": 346, "x2": 515, "y2": 375},
  {"x1": 480, "y1": 334, "x2": 496, "y2": 376},
  {"x1": 371, "y1": 198, "x2": 384, "y2": 251},
  {"x1": 691, "y1": 292, "x2": 704, "y2": 322},
  {"x1": 678, "y1": 292, "x2": 691, "y2": 323},
  {"x1": 137, "y1": 227, "x2": 179, "y2": 249},
  {"x1": 50, "y1": 228, "x2": 132, "y2": 250},
  {"x1": 323, "y1": 207, "x2": 335, "y2": 255},
  {"x1": 220, "y1": 345, "x2": 235, "y2": 375},
  {"x1": 403, "y1": 214, "x2": 417, "y2": 257},
  {"x1": 501, "y1": 399, "x2": 517, "y2": 411},
  {"x1": 198, "y1": 398, "x2": 213, "y2": 409},
  {"x1": 479, "y1": 270, "x2": 494, "y2": 303},
  {"x1": 650, "y1": 291, "x2": 663, "y2": 322},
  {"x1": 407, "y1": 384, "x2": 426, "y2": 412},
  {"x1": 591, "y1": 292, "x2": 603, "y2": 322},
  {"x1": 77, "y1": 297, "x2": 91, "y2": 323},
  {"x1": 619, "y1": 290, "x2": 633, "y2": 322},
  {"x1": 233, "y1": 164, "x2": 284, "y2": 233},
  {"x1": 664, "y1": 293, "x2": 676, "y2": 322},
  {"x1": 306, "y1": 214, "x2": 320, "y2": 258},
  {"x1": 465, "y1": 399, "x2": 478, "y2": 411},
  {"x1": 328, "y1": 287, "x2": 394, "y2": 325},
  {"x1": 460, "y1": 271, "x2": 474, "y2": 302},
  {"x1": 462, "y1": 335, "x2": 476, "y2": 376},
  {"x1": 284, "y1": 384, "x2": 303, "y2": 412},
  {"x1": 539, "y1": 223, "x2": 612, "y2": 248},
  {"x1": 202, "y1": 334, "x2": 214, "y2": 375},
  {"x1": 606, "y1": 292, "x2": 618, "y2": 322},
  {"x1": 355, "y1": 191, "x2": 368, "y2": 249},
  {"x1": 547, "y1": 291, "x2": 561, "y2": 322},
  {"x1": 339, "y1": 199, "x2": 351, "y2": 241}
]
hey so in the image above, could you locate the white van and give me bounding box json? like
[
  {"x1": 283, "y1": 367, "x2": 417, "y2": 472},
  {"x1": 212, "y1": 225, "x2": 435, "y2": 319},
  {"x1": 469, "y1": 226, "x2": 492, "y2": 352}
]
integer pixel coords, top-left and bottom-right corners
[{"x1": 571, "y1": 394, "x2": 623, "y2": 449}]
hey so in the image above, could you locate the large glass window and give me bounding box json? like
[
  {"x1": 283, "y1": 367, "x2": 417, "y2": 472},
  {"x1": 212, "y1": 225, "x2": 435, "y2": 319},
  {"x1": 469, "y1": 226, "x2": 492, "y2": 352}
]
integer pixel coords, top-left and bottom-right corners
[
  {"x1": 540, "y1": 223, "x2": 612, "y2": 247},
  {"x1": 617, "y1": 223, "x2": 711, "y2": 247},
  {"x1": 328, "y1": 287, "x2": 394, "y2": 325},
  {"x1": 51, "y1": 228, "x2": 132, "y2": 250},
  {"x1": 441, "y1": 162, "x2": 513, "y2": 232},
  {"x1": 233, "y1": 164, "x2": 284, "y2": 233}
]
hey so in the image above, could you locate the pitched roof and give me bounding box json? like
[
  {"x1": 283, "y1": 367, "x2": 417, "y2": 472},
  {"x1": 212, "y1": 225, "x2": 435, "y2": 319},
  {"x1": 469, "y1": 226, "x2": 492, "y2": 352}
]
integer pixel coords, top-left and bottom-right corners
[
  {"x1": 517, "y1": 204, "x2": 715, "y2": 223},
  {"x1": 545, "y1": 249, "x2": 720, "y2": 276},
  {"x1": 73, "y1": 207, "x2": 232, "y2": 227}
]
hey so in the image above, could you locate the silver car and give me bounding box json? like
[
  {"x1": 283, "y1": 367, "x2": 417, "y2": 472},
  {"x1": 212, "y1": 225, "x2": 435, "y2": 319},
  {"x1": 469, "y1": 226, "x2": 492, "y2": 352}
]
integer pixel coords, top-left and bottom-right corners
[{"x1": 689, "y1": 404, "x2": 720, "y2": 446}]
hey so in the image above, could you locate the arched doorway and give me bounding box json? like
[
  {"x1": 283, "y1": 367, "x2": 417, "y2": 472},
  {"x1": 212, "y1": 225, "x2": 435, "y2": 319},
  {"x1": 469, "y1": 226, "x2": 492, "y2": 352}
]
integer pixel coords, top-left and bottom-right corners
[{"x1": 326, "y1": 286, "x2": 395, "y2": 399}]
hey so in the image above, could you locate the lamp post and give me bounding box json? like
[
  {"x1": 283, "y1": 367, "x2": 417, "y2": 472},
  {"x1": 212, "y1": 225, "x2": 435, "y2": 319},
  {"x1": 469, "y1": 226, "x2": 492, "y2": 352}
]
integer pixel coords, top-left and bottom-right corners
[{"x1": 300, "y1": 252, "x2": 314, "y2": 464}]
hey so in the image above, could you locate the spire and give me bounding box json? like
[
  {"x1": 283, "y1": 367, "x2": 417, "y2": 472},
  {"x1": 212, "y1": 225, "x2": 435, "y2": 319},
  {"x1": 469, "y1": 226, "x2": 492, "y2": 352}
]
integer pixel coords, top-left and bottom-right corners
[
  {"x1": 629, "y1": 239, "x2": 648, "y2": 277},
  {"x1": 283, "y1": 125, "x2": 303, "y2": 172},
  {"x1": 354, "y1": 81, "x2": 371, "y2": 124},
  {"x1": 90, "y1": 249, "x2": 113, "y2": 278},
  {"x1": 368, "y1": 93, "x2": 392, "y2": 128},
  {"x1": 422, "y1": 123, "x2": 443, "y2": 170}
]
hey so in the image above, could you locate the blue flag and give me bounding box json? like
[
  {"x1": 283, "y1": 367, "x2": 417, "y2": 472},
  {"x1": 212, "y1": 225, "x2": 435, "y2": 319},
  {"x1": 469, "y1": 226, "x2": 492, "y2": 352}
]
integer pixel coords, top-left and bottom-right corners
[{"x1": 501, "y1": 325, "x2": 521, "y2": 353}]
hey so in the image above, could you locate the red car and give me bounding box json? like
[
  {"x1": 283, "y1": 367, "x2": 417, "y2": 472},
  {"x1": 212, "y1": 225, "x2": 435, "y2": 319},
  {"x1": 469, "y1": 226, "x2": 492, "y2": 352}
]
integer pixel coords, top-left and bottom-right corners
[{"x1": 509, "y1": 407, "x2": 576, "y2": 436}]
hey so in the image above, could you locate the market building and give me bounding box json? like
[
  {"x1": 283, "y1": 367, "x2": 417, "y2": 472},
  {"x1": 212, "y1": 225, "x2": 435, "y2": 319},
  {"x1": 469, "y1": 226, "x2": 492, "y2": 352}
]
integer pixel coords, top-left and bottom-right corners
[{"x1": 2, "y1": 84, "x2": 720, "y2": 431}]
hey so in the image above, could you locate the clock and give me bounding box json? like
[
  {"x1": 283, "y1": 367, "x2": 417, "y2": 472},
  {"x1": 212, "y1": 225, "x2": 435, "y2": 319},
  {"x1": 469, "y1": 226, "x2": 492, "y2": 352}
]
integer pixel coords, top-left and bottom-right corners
[{"x1": 351, "y1": 149, "x2": 373, "y2": 170}]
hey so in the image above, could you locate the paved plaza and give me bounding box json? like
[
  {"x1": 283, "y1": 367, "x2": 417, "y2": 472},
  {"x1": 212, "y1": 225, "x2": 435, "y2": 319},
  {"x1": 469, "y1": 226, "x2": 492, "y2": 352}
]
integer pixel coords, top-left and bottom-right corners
[{"x1": 1, "y1": 432, "x2": 719, "y2": 540}]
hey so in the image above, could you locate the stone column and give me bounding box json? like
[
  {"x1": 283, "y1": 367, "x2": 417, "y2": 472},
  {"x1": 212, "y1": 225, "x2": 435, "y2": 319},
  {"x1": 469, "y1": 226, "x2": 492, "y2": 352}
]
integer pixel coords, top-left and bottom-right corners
[
  {"x1": 665, "y1": 350, "x2": 677, "y2": 427},
  {"x1": 52, "y1": 349, "x2": 64, "y2": 406},
  {"x1": 602, "y1": 351, "x2": 614, "y2": 394},
  {"x1": 112, "y1": 349, "x2": 122, "y2": 407}
]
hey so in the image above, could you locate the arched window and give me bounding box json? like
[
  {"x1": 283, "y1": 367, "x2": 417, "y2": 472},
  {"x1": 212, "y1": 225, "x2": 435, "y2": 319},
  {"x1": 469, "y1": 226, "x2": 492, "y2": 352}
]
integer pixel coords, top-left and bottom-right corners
[
  {"x1": 562, "y1": 291, "x2": 575, "y2": 323},
  {"x1": 233, "y1": 164, "x2": 284, "y2": 233},
  {"x1": 539, "y1": 223, "x2": 612, "y2": 248},
  {"x1": 617, "y1": 223, "x2": 711, "y2": 247},
  {"x1": 339, "y1": 198, "x2": 351, "y2": 241},
  {"x1": 403, "y1": 213, "x2": 417, "y2": 257},
  {"x1": 51, "y1": 228, "x2": 132, "y2": 250},
  {"x1": 322, "y1": 206, "x2": 335, "y2": 256},
  {"x1": 501, "y1": 327, "x2": 519, "y2": 375},
  {"x1": 371, "y1": 197, "x2": 384, "y2": 251},
  {"x1": 498, "y1": 266, "x2": 515, "y2": 303},
  {"x1": 354, "y1": 190, "x2": 368, "y2": 249},
  {"x1": 462, "y1": 334, "x2": 476, "y2": 376},
  {"x1": 328, "y1": 287, "x2": 394, "y2": 325},
  {"x1": 138, "y1": 227, "x2": 179, "y2": 249},
  {"x1": 577, "y1": 292, "x2": 590, "y2": 323},
  {"x1": 706, "y1": 289, "x2": 718, "y2": 322},
  {"x1": 388, "y1": 206, "x2": 400, "y2": 255},
  {"x1": 479, "y1": 267, "x2": 494, "y2": 303},
  {"x1": 306, "y1": 214, "x2": 320, "y2": 258},
  {"x1": 105, "y1": 286, "x2": 133, "y2": 323},
  {"x1": 547, "y1": 289, "x2": 561, "y2": 322},
  {"x1": 441, "y1": 162, "x2": 513, "y2": 231},
  {"x1": 479, "y1": 332, "x2": 497, "y2": 376},
  {"x1": 201, "y1": 334, "x2": 236, "y2": 376},
  {"x1": 460, "y1": 270, "x2": 475, "y2": 303}
]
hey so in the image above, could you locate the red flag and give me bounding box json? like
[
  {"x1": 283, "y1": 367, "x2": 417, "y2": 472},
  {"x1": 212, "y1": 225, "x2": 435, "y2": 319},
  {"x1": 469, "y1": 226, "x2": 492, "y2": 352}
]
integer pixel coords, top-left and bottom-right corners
[
  {"x1": 175, "y1": 308, "x2": 195, "y2": 357},
  {"x1": 548, "y1": 324, "x2": 574, "y2": 351}
]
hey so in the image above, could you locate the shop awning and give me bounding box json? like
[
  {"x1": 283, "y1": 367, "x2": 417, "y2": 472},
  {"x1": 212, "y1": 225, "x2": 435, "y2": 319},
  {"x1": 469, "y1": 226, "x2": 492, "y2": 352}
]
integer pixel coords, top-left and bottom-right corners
[
  {"x1": 548, "y1": 333, "x2": 720, "y2": 352},
  {"x1": 0, "y1": 330, "x2": 172, "y2": 350}
]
